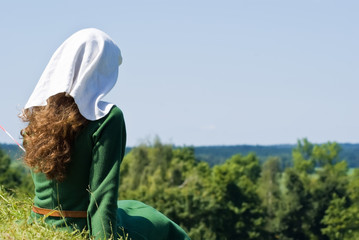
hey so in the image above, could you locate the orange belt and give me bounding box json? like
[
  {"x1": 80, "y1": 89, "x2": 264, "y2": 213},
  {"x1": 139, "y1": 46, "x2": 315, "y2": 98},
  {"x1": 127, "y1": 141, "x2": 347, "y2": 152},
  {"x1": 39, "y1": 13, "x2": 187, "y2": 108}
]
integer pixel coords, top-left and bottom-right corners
[{"x1": 32, "y1": 205, "x2": 87, "y2": 218}]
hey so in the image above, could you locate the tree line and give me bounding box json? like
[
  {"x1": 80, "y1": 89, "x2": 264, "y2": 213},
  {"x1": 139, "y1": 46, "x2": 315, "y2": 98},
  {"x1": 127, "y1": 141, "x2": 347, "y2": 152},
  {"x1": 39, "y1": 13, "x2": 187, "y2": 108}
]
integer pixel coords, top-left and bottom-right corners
[
  {"x1": 1, "y1": 138, "x2": 359, "y2": 239},
  {"x1": 118, "y1": 138, "x2": 359, "y2": 239}
]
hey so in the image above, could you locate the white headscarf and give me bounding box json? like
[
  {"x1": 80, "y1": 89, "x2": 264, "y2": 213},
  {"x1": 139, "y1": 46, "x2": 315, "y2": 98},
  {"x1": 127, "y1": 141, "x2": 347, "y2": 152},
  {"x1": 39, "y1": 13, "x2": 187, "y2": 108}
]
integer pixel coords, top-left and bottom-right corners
[{"x1": 24, "y1": 28, "x2": 122, "y2": 120}]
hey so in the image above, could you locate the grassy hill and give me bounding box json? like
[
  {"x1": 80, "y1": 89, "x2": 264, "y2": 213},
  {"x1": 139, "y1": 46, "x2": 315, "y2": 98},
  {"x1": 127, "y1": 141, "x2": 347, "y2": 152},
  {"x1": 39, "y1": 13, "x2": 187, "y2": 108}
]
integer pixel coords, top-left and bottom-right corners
[
  {"x1": 0, "y1": 186, "x2": 129, "y2": 239},
  {"x1": 0, "y1": 187, "x2": 88, "y2": 239}
]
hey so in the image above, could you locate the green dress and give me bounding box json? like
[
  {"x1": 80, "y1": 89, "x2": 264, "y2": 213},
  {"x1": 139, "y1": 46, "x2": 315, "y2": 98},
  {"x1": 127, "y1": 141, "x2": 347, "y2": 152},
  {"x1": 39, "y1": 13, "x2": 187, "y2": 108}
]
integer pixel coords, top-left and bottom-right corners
[{"x1": 30, "y1": 106, "x2": 190, "y2": 240}]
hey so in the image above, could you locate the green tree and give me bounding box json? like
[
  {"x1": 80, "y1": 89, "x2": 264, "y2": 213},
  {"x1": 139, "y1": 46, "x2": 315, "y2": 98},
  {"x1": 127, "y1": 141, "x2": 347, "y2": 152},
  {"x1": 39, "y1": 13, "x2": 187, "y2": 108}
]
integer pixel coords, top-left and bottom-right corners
[
  {"x1": 0, "y1": 149, "x2": 11, "y2": 175},
  {"x1": 309, "y1": 146, "x2": 348, "y2": 239},
  {"x1": 277, "y1": 168, "x2": 311, "y2": 240},
  {"x1": 210, "y1": 154, "x2": 266, "y2": 239},
  {"x1": 0, "y1": 148, "x2": 34, "y2": 194},
  {"x1": 347, "y1": 168, "x2": 359, "y2": 203},
  {"x1": 283, "y1": 139, "x2": 351, "y2": 240},
  {"x1": 257, "y1": 157, "x2": 281, "y2": 236},
  {"x1": 292, "y1": 138, "x2": 315, "y2": 174},
  {"x1": 321, "y1": 193, "x2": 359, "y2": 240}
]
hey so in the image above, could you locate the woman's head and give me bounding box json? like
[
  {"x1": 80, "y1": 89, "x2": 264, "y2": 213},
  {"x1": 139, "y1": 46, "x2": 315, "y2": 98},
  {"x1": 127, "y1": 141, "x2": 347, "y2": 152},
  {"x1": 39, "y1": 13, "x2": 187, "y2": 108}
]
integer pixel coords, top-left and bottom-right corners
[{"x1": 25, "y1": 28, "x2": 122, "y2": 121}]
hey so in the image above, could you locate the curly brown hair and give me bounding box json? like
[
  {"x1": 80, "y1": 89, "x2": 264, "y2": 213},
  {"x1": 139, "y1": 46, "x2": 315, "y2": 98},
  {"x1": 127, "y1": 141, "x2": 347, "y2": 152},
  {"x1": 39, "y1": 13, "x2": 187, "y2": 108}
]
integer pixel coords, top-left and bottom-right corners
[{"x1": 20, "y1": 92, "x2": 88, "y2": 181}]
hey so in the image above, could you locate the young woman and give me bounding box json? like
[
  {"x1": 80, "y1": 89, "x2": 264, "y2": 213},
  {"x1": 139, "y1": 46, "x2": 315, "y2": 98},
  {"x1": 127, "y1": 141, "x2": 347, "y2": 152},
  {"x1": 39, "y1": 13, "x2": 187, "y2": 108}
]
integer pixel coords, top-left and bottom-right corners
[{"x1": 21, "y1": 28, "x2": 189, "y2": 240}]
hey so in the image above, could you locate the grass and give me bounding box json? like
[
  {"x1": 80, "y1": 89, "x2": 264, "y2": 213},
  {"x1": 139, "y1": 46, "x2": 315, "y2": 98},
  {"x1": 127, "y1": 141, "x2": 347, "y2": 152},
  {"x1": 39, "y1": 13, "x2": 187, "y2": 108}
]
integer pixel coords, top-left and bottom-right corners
[{"x1": 0, "y1": 187, "x2": 126, "y2": 240}]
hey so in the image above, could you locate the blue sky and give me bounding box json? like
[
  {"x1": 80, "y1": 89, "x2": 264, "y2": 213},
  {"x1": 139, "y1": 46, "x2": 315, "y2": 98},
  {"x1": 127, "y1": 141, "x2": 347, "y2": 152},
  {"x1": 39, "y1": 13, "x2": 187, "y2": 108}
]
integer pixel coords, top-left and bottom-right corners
[{"x1": 0, "y1": 0, "x2": 358, "y2": 146}]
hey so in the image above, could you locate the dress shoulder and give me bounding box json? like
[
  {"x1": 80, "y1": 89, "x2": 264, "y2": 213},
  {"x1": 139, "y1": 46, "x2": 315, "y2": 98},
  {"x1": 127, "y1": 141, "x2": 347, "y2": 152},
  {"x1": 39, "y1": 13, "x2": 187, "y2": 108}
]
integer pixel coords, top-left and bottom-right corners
[{"x1": 108, "y1": 105, "x2": 124, "y2": 119}]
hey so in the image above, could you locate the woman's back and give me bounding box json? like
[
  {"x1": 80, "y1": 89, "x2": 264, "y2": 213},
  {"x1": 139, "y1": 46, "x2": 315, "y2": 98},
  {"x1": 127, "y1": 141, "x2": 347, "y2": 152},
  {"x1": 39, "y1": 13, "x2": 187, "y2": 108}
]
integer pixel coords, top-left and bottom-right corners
[{"x1": 31, "y1": 106, "x2": 126, "y2": 237}]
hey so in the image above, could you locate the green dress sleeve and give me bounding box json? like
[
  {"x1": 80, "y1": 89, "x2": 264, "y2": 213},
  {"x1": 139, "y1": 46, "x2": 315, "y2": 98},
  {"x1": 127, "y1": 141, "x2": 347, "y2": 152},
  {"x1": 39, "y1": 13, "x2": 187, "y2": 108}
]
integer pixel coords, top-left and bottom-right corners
[{"x1": 87, "y1": 107, "x2": 126, "y2": 239}]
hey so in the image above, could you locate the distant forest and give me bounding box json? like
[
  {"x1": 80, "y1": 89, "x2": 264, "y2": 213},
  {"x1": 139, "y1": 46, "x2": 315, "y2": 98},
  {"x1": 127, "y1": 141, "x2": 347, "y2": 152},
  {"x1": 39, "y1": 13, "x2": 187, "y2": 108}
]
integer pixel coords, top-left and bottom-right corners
[
  {"x1": 194, "y1": 143, "x2": 359, "y2": 168},
  {"x1": 2, "y1": 141, "x2": 359, "y2": 168}
]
